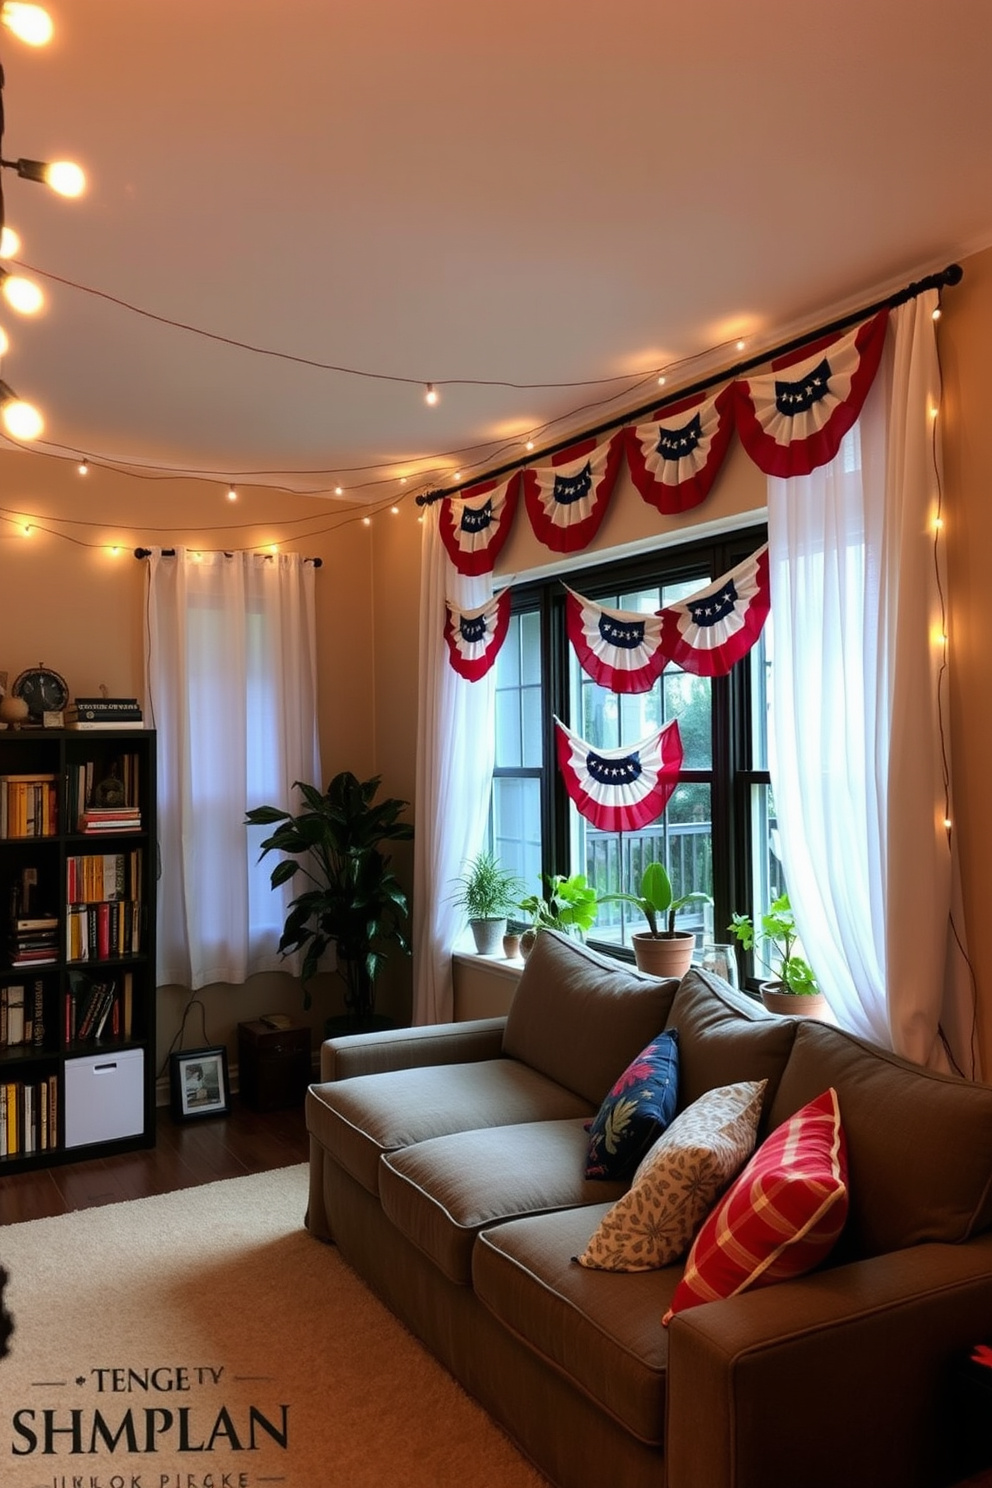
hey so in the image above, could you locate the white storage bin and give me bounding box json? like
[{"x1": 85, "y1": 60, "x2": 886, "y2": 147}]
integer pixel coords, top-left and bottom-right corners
[{"x1": 64, "y1": 1048, "x2": 145, "y2": 1147}]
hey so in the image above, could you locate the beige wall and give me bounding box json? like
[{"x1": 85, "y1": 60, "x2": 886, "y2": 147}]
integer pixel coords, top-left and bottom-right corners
[{"x1": 3, "y1": 243, "x2": 991, "y2": 1076}]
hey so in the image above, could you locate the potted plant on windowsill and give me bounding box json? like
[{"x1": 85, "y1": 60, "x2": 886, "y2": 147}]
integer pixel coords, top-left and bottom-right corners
[
  {"x1": 517, "y1": 873, "x2": 599, "y2": 957},
  {"x1": 600, "y1": 861, "x2": 711, "y2": 979},
  {"x1": 728, "y1": 891, "x2": 827, "y2": 1017},
  {"x1": 450, "y1": 851, "x2": 524, "y2": 956},
  {"x1": 245, "y1": 771, "x2": 414, "y2": 1031}
]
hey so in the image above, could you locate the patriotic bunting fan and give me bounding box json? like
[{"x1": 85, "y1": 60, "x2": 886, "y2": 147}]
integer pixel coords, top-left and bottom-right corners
[
  {"x1": 656, "y1": 545, "x2": 770, "y2": 678},
  {"x1": 734, "y1": 310, "x2": 888, "y2": 477},
  {"x1": 522, "y1": 432, "x2": 623, "y2": 554},
  {"x1": 439, "y1": 472, "x2": 521, "y2": 576},
  {"x1": 625, "y1": 384, "x2": 735, "y2": 515},
  {"x1": 554, "y1": 716, "x2": 683, "y2": 833},
  {"x1": 564, "y1": 585, "x2": 669, "y2": 694},
  {"x1": 444, "y1": 588, "x2": 512, "y2": 681}
]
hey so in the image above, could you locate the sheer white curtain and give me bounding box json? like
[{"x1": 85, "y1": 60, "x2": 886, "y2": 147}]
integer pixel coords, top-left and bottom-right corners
[
  {"x1": 768, "y1": 293, "x2": 974, "y2": 1072},
  {"x1": 412, "y1": 506, "x2": 497, "y2": 1024},
  {"x1": 145, "y1": 548, "x2": 321, "y2": 990}
]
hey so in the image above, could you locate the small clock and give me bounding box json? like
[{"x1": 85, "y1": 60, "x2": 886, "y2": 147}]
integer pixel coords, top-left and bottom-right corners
[{"x1": 12, "y1": 663, "x2": 70, "y2": 720}]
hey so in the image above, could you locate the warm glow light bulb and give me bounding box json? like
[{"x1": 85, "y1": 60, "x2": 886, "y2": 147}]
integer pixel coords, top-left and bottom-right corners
[
  {"x1": 657, "y1": 375, "x2": 666, "y2": 386},
  {"x1": 227, "y1": 485, "x2": 237, "y2": 501},
  {"x1": 334, "y1": 485, "x2": 343, "y2": 496},
  {"x1": 391, "y1": 506, "x2": 399, "y2": 515},
  {"x1": 362, "y1": 516, "x2": 371, "y2": 527},
  {"x1": 2, "y1": 397, "x2": 43, "y2": 440},
  {"x1": 736, "y1": 338, "x2": 746, "y2": 352},
  {"x1": 2, "y1": 274, "x2": 43, "y2": 315},
  {"x1": 1, "y1": 3, "x2": 53, "y2": 45},
  {"x1": 78, "y1": 460, "x2": 89, "y2": 476},
  {"x1": 0, "y1": 325, "x2": 8, "y2": 356},
  {"x1": 0, "y1": 227, "x2": 20, "y2": 259},
  {"x1": 425, "y1": 383, "x2": 439, "y2": 406},
  {"x1": 44, "y1": 161, "x2": 86, "y2": 198}
]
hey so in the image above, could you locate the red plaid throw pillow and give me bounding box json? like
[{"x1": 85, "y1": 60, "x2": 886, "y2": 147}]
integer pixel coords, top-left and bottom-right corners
[{"x1": 663, "y1": 1087, "x2": 848, "y2": 1323}]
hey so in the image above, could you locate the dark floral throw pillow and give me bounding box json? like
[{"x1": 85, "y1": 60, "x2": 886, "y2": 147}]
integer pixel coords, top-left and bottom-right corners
[{"x1": 585, "y1": 1029, "x2": 679, "y2": 1180}]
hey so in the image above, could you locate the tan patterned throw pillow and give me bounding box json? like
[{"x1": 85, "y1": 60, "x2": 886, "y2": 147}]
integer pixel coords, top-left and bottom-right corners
[{"x1": 575, "y1": 1080, "x2": 767, "y2": 1272}]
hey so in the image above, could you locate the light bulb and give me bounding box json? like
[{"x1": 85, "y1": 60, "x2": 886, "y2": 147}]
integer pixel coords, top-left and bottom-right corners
[
  {"x1": 362, "y1": 516, "x2": 371, "y2": 527},
  {"x1": 525, "y1": 439, "x2": 534, "y2": 451},
  {"x1": 78, "y1": 459, "x2": 88, "y2": 476},
  {"x1": 0, "y1": 227, "x2": 20, "y2": 258},
  {"x1": 1, "y1": 272, "x2": 43, "y2": 315},
  {"x1": 227, "y1": 485, "x2": 237, "y2": 501},
  {"x1": 1, "y1": 3, "x2": 53, "y2": 45},
  {"x1": 736, "y1": 338, "x2": 746, "y2": 352},
  {"x1": 45, "y1": 160, "x2": 86, "y2": 198},
  {"x1": 0, "y1": 325, "x2": 8, "y2": 356},
  {"x1": 334, "y1": 485, "x2": 343, "y2": 496},
  {"x1": 1, "y1": 395, "x2": 43, "y2": 440},
  {"x1": 657, "y1": 375, "x2": 666, "y2": 387},
  {"x1": 425, "y1": 383, "x2": 439, "y2": 406},
  {"x1": 391, "y1": 506, "x2": 399, "y2": 515}
]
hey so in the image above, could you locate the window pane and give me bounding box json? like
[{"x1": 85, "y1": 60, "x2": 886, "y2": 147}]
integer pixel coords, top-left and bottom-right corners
[
  {"x1": 663, "y1": 669, "x2": 712, "y2": 769},
  {"x1": 493, "y1": 777, "x2": 542, "y2": 890},
  {"x1": 751, "y1": 621, "x2": 772, "y2": 770},
  {"x1": 520, "y1": 609, "x2": 542, "y2": 684}
]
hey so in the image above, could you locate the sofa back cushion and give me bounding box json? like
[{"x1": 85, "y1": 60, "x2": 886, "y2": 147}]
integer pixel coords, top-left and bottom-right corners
[
  {"x1": 502, "y1": 930, "x2": 680, "y2": 1107},
  {"x1": 666, "y1": 967, "x2": 798, "y2": 1125},
  {"x1": 766, "y1": 1019, "x2": 992, "y2": 1256}
]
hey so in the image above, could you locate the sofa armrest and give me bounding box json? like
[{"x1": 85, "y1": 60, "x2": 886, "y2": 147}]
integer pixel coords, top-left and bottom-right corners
[
  {"x1": 319, "y1": 1016, "x2": 507, "y2": 1081},
  {"x1": 666, "y1": 1233, "x2": 992, "y2": 1488}
]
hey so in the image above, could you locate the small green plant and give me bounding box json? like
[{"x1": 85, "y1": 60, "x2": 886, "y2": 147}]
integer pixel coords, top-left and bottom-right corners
[
  {"x1": 518, "y1": 873, "x2": 598, "y2": 937},
  {"x1": 450, "y1": 851, "x2": 523, "y2": 922},
  {"x1": 728, "y1": 891, "x2": 819, "y2": 995},
  {"x1": 600, "y1": 861, "x2": 711, "y2": 939}
]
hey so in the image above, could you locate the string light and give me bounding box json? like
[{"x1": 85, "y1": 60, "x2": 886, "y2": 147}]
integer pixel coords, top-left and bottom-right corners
[
  {"x1": 0, "y1": 378, "x2": 42, "y2": 438},
  {"x1": 0, "y1": 324, "x2": 7, "y2": 355},
  {"x1": 390, "y1": 506, "x2": 399, "y2": 515},
  {"x1": 1, "y1": 4, "x2": 53, "y2": 46},
  {"x1": 425, "y1": 383, "x2": 439, "y2": 406},
  {"x1": 77, "y1": 458, "x2": 88, "y2": 476},
  {"x1": 0, "y1": 225, "x2": 18, "y2": 257},
  {"x1": 0, "y1": 269, "x2": 43, "y2": 314},
  {"x1": 657, "y1": 375, "x2": 666, "y2": 387},
  {"x1": 362, "y1": 516, "x2": 371, "y2": 526},
  {"x1": 1, "y1": 156, "x2": 85, "y2": 197},
  {"x1": 736, "y1": 338, "x2": 746, "y2": 352},
  {"x1": 334, "y1": 485, "x2": 343, "y2": 496},
  {"x1": 226, "y1": 484, "x2": 237, "y2": 501}
]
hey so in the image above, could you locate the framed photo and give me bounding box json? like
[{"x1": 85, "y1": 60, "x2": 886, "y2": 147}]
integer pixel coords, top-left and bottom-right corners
[{"x1": 170, "y1": 1046, "x2": 230, "y2": 1121}]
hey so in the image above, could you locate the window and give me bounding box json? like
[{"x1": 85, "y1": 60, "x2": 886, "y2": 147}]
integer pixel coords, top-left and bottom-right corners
[{"x1": 490, "y1": 523, "x2": 772, "y2": 975}]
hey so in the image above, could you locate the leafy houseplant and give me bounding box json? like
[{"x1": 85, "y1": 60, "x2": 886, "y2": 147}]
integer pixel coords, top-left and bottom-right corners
[
  {"x1": 450, "y1": 851, "x2": 524, "y2": 955},
  {"x1": 600, "y1": 861, "x2": 711, "y2": 978},
  {"x1": 728, "y1": 891, "x2": 823, "y2": 1007},
  {"x1": 245, "y1": 771, "x2": 414, "y2": 1028},
  {"x1": 517, "y1": 873, "x2": 598, "y2": 955}
]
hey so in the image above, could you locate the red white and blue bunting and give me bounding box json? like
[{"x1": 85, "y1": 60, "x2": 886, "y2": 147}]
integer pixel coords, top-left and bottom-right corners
[
  {"x1": 444, "y1": 587, "x2": 512, "y2": 681},
  {"x1": 564, "y1": 585, "x2": 669, "y2": 695},
  {"x1": 522, "y1": 432, "x2": 624, "y2": 553},
  {"x1": 554, "y1": 716, "x2": 684, "y2": 832},
  {"x1": 733, "y1": 310, "x2": 888, "y2": 477},
  {"x1": 625, "y1": 384, "x2": 736, "y2": 515},
  {"x1": 656, "y1": 544, "x2": 770, "y2": 677},
  {"x1": 439, "y1": 471, "x2": 521, "y2": 576}
]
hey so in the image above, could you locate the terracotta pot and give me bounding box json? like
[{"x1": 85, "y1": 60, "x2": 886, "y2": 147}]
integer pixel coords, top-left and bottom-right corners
[
  {"x1": 519, "y1": 928, "x2": 538, "y2": 959},
  {"x1": 469, "y1": 917, "x2": 506, "y2": 956},
  {"x1": 760, "y1": 983, "x2": 829, "y2": 1018},
  {"x1": 631, "y1": 931, "x2": 695, "y2": 979}
]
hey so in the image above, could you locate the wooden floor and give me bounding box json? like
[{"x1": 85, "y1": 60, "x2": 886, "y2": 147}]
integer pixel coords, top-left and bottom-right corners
[{"x1": 0, "y1": 1096, "x2": 309, "y2": 1225}]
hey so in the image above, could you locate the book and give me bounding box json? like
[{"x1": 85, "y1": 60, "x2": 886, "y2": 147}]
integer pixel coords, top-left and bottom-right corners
[
  {"x1": 67, "y1": 720, "x2": 145, "y2": 731},
  {"x1": 72, "y1": 697, "x2": 142, "y2": 712}
]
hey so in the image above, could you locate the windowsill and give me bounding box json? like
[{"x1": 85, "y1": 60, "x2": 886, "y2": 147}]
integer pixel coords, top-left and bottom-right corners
[{"x1": 451, "y1": 949, "x2": 525, "y2": 981}]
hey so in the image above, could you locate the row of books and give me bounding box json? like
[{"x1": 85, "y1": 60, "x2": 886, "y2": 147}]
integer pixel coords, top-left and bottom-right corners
[
  {"x1": 0, "y1": 980, "x2": 45, "y2": 1048},
  {"x1": 8, "y1": 917, "x2": 58, "y2": 967},
  {"x1": 65, "y1": 970, "x2": 133, "y2": 1043},
  {"x1": 0, "y1": 773, "x2": 58, "y2": 839},
  {"x1": 66, "y1": 900, "x2": 143, "y2": 962},
  {"x1": 66, "y1": 849, "x2": 142, "y2": 905},
  {"x1": 0, "y1": 1075, "x2": 57, "y2": 1156}
]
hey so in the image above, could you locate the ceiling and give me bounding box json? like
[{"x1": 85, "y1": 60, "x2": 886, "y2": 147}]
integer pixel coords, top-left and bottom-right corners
[{"x1": 2, "y1": 0, "x2": 992, "y2": 507}]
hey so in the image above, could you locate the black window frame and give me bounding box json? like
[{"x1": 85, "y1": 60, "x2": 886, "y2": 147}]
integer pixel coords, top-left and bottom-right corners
[{"x1": 492, "y1": 520, "x2": 769, "y2": 976}]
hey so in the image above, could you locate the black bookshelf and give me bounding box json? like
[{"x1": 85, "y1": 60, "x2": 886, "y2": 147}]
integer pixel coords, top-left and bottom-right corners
[{"x1": 0, "y1": 727, "x2": 157, "y2": 1169}]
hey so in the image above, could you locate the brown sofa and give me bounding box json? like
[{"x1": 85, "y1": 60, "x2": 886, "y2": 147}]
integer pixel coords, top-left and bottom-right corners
[{"x1": 305, "y1": 929, "x2": 992, "y2": 1488}]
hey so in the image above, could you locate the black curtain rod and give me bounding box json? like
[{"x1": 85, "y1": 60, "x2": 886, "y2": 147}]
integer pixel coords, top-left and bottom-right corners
[
  {"x1": 133, "y1": 547, "x2": 322, "y2": 567},
  {"x1": 415, "y1": 262, "x2": 963, "y2": 507}
]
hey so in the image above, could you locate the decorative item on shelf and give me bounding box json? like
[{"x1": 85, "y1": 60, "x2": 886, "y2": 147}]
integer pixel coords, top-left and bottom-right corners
[
  {"x1": 450, "y1": 850, "x2": 524, "y2": 956},
  {"x1": 245, "y1": 771, "x2": 414, "y2": 1030},
  {"x1": 517, "y1": 873, "x2": 599, "y2": 957},
  {"x1": 600, "y1": 861, "x2": 712, "y2": 978},
  {"x1": 11, "y1": 664, "x2": 69, "y2": 720},
  {"x1": 728, "y1": 891, "x2": 827, "y2": 1017},
  {"x1": 502, "y1": 917, "x2": 529, "y2": 960},
  {"x1": 699, "y1": 942, "x2": 741, "y2": 990}
]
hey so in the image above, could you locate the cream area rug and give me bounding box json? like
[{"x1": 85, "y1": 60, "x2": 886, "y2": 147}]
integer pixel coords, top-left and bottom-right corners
[{"x1": 0, "y1": 1163, "x2": 548, "y2": 1488}]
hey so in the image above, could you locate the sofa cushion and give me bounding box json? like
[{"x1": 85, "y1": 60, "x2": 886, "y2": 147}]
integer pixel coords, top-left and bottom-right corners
[
  {"x1": 576, "y1": 1080, "x2": 766, "y2": 1272},
  {"x1": 307, "y1": 1059, "x2": 593, "y2": 1196},
  {"x1": 584, "y1": 1030, "x2": 680, "y2": 1180},
  {"x1": 380, "y1": 1119, "x2": 627, "y2": 1284},
  {"x1": 474, "y1": 1206, "x2": 680, "y2": 1447},
  {"x1": 664, "y1": 1087, "x2": 848, "y2": 1323},
  {"x1": 502, "y1": 930, "x2": 679, "y2": 1107},
  {"x1": 766, "y1": 1019, "x2": 992, "y2": 1256},
  {"x1": 666, "y1": 967, "x2": 797, "y2": 1123}
]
